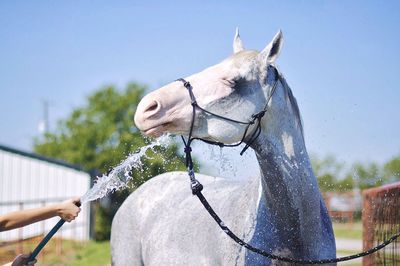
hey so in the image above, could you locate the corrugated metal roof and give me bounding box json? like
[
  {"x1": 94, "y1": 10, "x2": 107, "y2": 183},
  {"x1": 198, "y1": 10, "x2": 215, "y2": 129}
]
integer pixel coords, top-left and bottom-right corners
[{"x1": 0, "y1": 144, "x2": 86, "y2": 172}]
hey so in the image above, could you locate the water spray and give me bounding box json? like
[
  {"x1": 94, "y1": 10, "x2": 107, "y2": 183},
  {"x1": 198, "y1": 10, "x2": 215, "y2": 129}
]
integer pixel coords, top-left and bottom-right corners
[{"x1": 27, "y1": 135, "x2": 172, "y2": 263}]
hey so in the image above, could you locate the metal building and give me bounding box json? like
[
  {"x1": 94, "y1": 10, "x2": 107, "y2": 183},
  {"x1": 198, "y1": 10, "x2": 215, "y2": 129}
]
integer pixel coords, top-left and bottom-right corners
[{"x1": 0, "y1": 145, "x2": 91, "y2": 242}]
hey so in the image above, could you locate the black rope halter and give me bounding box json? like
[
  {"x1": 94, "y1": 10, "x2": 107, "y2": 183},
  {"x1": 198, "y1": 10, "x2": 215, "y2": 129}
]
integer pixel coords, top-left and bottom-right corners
[
  {"x1": 176, "y1": 67, "x2": 400, "y2": 264},
  {"x1": 176, "y1": 68, "x2": 278, "y2": 157}
]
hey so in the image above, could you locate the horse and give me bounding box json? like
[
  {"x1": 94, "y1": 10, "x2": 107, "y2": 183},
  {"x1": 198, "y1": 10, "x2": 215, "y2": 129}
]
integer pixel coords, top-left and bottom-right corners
[{"x1": 111, "y1": 29, "x2": 336, "y2": 265}]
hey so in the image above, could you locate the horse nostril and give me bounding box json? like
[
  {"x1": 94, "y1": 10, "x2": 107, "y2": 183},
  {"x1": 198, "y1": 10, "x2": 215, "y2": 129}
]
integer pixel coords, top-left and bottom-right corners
[
  {"x1": 143, "y1": 100, "x2": 161, "y2": 117},
  {"x1": 146, "y1": 101, "x2": 158, "y2": 112}
]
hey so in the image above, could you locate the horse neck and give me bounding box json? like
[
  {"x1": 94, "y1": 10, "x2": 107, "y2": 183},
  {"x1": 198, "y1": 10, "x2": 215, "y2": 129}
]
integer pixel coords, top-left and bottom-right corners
[{"x1": 250, "y1": 79, "x2": 323, "y2": 253}]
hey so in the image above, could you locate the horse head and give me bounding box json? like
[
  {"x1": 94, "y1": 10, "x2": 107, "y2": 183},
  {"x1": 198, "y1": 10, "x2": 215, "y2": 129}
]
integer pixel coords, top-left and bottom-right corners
[{"x1": 134, "y1": 29, "x2": 283, "y2": 145}]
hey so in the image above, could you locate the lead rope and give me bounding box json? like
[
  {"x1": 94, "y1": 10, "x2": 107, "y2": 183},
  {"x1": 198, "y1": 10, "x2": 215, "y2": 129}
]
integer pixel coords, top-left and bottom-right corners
[
  {"x1": 176, "y1": 76, "x2": 400, "y2": 264},
  {"x1": 183, "y1": 144, "x2": 400, "y2": 264}
]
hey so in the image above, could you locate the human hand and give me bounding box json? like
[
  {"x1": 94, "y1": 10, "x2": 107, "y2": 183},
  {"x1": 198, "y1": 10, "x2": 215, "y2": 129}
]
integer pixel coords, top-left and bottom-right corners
[
  {"x1": 56, "y1": 197, "x2": 81, "y2": 222},
  {"x1": 9, "y1": 253, "x2": 36, "y2": 266}
]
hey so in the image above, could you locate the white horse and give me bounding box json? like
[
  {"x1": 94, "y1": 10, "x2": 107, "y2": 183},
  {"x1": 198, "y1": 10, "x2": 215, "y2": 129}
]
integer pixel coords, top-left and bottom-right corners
[{"x1": 111, "y1": 30, "x2": 336, "y2": 265}]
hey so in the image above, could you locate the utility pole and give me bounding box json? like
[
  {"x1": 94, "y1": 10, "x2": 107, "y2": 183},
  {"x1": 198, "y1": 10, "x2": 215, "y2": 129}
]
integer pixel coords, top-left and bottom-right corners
[{"x1": 38, "y1": 100, "x2": 49, "y2": 134}]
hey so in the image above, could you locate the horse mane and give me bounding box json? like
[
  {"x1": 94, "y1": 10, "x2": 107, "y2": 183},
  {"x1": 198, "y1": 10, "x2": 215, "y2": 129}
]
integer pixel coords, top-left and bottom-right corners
[{"x1": 273, "y1": 66, "x2": 305, "y2": 139}]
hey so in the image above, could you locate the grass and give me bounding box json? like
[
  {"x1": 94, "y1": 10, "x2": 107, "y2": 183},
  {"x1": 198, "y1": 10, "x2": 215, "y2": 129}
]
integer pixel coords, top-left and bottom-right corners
[
  {"x1": 332, "y1": 221, "x2": 362, "y2": 240},
  {"x1": 0, "y1": 238, "x2": 110, "y2": 266},
  {"x1": 69, "y1": 241, "x2": 110, "y2": 266},
  {"x1": 38, "y1": 240, "x2": 110, "y2": 266}
]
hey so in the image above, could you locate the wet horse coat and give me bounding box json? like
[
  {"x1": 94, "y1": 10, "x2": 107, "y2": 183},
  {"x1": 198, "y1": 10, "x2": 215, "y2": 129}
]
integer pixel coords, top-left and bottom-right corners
[{"x1": 111, "y1": 30, "x2": 336, "y2": 265}]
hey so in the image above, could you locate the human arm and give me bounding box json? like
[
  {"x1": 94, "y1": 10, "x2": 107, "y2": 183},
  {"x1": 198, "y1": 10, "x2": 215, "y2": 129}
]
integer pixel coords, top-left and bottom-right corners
[{"x1": 0, "y1": 198, "x2": 81, "y2": 232}]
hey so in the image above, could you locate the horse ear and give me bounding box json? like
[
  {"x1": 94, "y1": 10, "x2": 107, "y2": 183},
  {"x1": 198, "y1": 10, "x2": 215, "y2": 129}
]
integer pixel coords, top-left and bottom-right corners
[
  {"x1": 233, "y1": 27, "x2": 245, "y2": 53},
  {"x1": 259, "y1": 30, "x2": 283, "y2": 64}
]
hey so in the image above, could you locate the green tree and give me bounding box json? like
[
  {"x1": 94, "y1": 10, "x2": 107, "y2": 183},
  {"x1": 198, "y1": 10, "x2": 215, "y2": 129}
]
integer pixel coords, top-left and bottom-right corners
[
  {"x1": 311, "y1": 154, "x2": 346, "y2": 192},
  {"x1": 383, "y1": 155, "x2": 400, "y2": 183},
  {"x1": 34, "y1": 83, "x2": 187, "y2": 240},
  {"x1": 350, "y1": 162, "x2": 383, "y2": 190},
  {"x1": 335, "y1": 174, "x2": 354, "y2": 192}
]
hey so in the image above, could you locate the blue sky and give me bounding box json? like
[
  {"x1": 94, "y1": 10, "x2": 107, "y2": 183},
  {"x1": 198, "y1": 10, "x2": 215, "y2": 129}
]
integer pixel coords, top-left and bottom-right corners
[{"x1": 1, "y1": 1, "x2": 399, "y2": 172}]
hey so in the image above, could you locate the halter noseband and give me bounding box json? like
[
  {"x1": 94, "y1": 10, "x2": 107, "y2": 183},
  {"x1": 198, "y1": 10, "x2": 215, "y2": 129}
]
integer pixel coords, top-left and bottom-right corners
[{"x1": 176, "y1": 66, "x2": 280, "y2": 158}]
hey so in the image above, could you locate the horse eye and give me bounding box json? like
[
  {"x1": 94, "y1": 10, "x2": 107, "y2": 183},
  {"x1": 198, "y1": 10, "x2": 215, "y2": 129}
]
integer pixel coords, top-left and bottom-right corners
[{"x1": 221, "y1": 78, "x2": 236, "y2": 87}]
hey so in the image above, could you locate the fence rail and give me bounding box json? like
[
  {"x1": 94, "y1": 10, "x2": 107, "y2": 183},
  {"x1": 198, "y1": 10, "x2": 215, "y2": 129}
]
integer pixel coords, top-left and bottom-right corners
[{"x1": 362, "y1": 182, "x2": 400, "y2": 266}]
